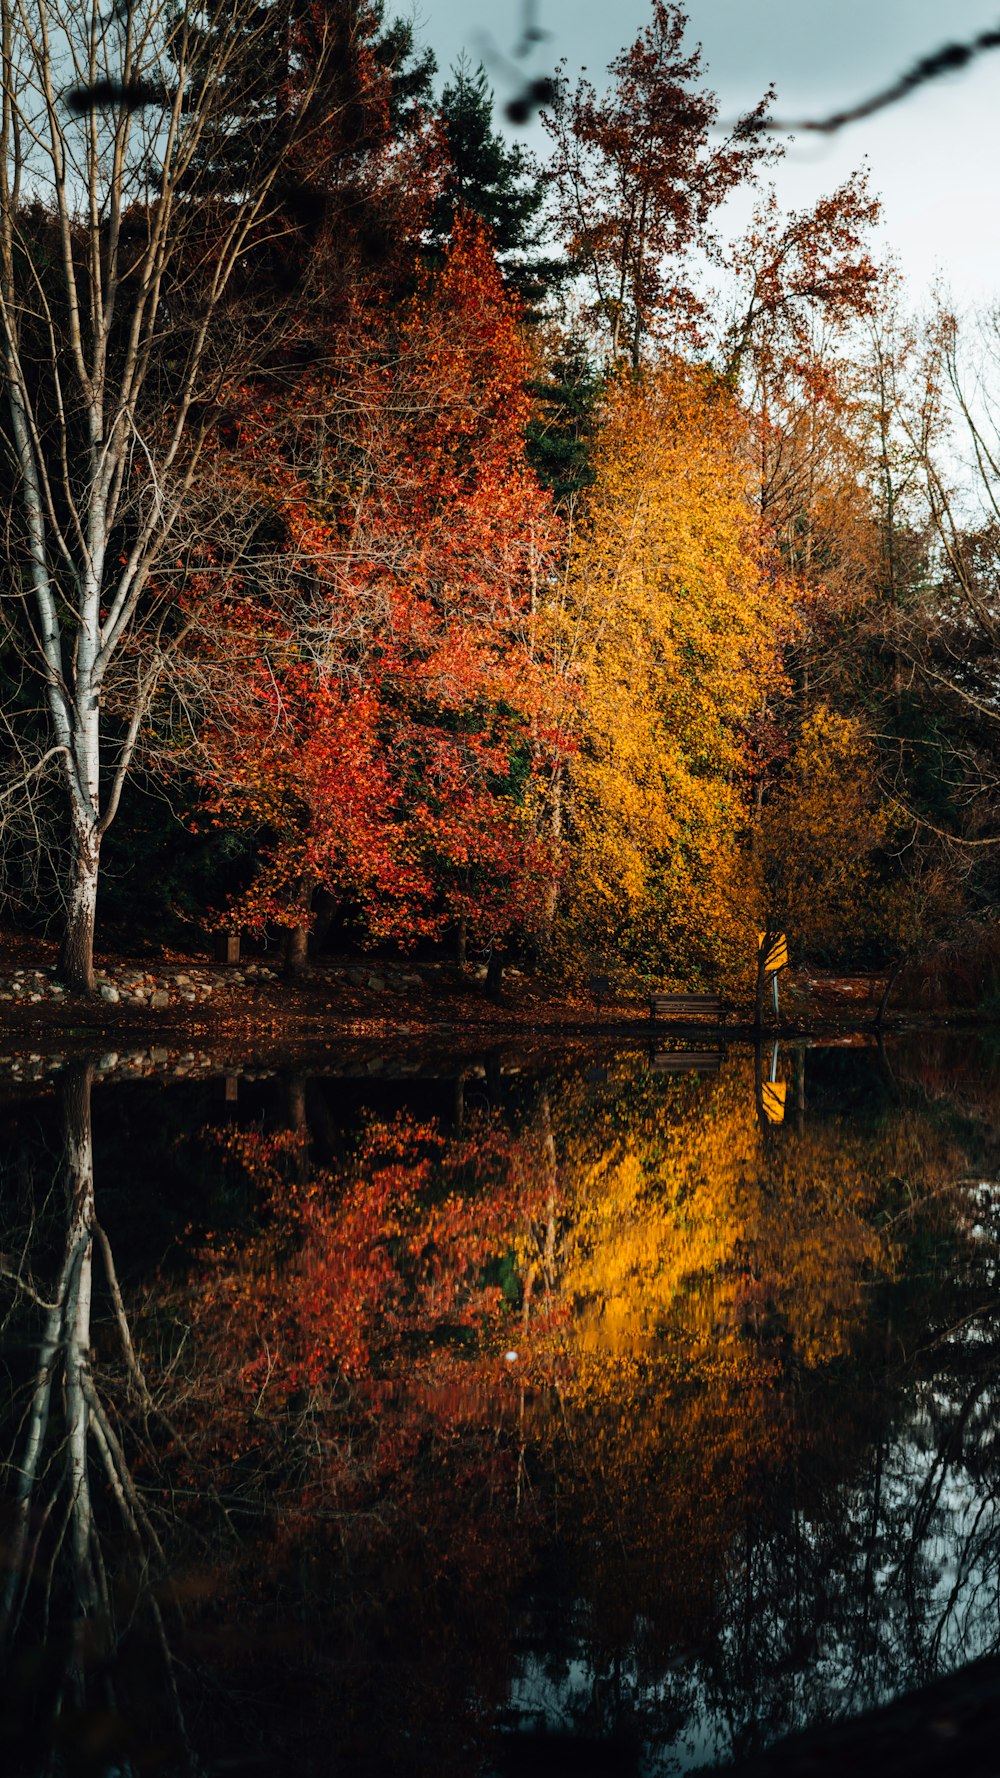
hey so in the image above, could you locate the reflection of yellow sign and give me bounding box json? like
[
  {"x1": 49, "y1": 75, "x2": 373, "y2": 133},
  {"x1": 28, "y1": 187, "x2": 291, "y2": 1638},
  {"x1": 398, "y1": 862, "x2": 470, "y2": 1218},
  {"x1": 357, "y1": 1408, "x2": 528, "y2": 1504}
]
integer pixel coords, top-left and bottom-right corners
[
  {"x1": 758, "y1": 931, "x2": 789, "y2": 974},
  {"x1": 761, "y1": 1080, "x2": 787, "y2": 1124}
]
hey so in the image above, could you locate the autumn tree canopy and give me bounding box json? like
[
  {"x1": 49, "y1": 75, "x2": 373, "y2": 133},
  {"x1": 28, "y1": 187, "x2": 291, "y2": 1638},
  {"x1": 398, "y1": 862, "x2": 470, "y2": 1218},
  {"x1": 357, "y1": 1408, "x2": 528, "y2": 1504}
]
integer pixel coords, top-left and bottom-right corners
[
  {"x1": 0, "y1": 0, "x2": 996, "y2": 996},
  {"x1": 553, "y1": 361, "x2": 790, "y2": 985},
  {"x1": 184, "y1": 216, "x2": 557, "y2": 961},
  {"x1": 544, "y1": 1, "x2": 772, "y2": 364}
]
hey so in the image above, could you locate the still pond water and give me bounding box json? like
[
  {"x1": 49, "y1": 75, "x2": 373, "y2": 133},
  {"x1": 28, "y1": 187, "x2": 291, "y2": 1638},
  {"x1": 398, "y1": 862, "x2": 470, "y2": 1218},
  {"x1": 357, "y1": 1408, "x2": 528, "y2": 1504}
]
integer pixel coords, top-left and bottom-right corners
[{"x1": 1, "y1": 1034, "x2": 1000, "y2": 1776}]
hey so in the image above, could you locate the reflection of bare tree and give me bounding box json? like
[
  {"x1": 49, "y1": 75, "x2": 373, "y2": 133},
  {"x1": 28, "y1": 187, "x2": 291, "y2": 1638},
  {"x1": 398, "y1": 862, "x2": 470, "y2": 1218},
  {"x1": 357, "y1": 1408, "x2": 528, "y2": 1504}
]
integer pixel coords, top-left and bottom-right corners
[
  {"x1": 698, "y1": 1338, "x2": 1000, "y2": 1762},
  {"x1": 503, "y1": 1327, "x2": 1000, "y2": 1767},
  {"x1": 0, "y1": 1061, "x2": 196, "y2": 1773},
  {"x1": 520, "y1": 1091, "x2": 558, "y2": 1333}
]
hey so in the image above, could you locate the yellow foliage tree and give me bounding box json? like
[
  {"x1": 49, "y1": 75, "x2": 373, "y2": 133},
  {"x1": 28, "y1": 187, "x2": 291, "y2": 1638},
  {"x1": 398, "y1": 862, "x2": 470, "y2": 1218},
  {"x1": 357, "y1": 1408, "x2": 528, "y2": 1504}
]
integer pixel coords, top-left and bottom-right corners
[{"x1": 555, "y1": 361, "x2": 790, "y2": 986}]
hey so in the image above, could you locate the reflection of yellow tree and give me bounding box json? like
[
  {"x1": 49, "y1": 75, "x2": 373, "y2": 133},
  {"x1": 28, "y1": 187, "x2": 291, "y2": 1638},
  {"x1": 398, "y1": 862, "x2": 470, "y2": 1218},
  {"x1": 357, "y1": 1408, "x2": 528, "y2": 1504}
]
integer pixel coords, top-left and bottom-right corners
[
  {"x1": 508, "y1": 1056, "x2": 980, "y2": 1694},
  {"x1": 527, "y1": 1056, "x2": 913, "y2": 1367}
]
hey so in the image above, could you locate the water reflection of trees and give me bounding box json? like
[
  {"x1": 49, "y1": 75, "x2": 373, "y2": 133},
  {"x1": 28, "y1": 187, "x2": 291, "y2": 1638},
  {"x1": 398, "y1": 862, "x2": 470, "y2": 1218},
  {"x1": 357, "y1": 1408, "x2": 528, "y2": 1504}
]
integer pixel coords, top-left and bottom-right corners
[
  {"x1": 502, "y1": 1051, "x2": 1000, "y2": 1765},
  {"x1": 0, "y1": 1064, "x2": 207, "y2": 1775},
  {"x1": 1, "y1": 1044, "x2": 1000, "y2": 1773}
]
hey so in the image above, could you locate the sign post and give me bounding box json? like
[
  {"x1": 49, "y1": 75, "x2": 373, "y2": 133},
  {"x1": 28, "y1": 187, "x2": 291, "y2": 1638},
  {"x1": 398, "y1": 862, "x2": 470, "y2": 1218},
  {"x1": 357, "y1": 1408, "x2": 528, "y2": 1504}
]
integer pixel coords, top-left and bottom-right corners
[
  {"x1": 756, "y1": 1038, "x2": 787, "y2": 1126},
  {"x1": 756, "y1": 930, "x2": 789, "y2": 1027}
]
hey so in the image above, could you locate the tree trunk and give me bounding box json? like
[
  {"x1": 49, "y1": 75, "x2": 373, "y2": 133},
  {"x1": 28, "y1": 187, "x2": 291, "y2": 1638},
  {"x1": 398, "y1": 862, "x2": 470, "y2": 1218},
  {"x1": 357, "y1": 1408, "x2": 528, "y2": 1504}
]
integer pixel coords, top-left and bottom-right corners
[
  {"x1": 753, "y1": 1037, "x2": 763, "y2": 1126},
  {"x1": 754, "y1": 938, "x2": 770, "y2": 1030},
  {"x1": 486, "y1": 950, "x2": 505, "y2": 1000},
  {"x1": 58, "y1": 822, "x2": 100, "y2": 994},
  {"x1": 59, "y1": 1062, "x2": 100, "y2": 1618},
  {"x1": 285, "y1": 883, "x2": 313, "y2": 978},
  {"x1": 456, "y1": 916, "x2": 468, "y2": 967},
  {"x1": 286, "y1": 1074, "x2": 308, "y2": 1133},
  {"x1": 1, "y1": 1064, "x2": 94, "y2": 1639},
  {"x1": 874, "y1": 957, "x2": 905, "y2": 1030},
  {"x1": 285, "y1": 922, "x2": 309, "y2": 976},
  {"x1": 286, "y1": 1073, "x2": 310, "y2": 1181},
  {"x1": 485, "y1": 1049, "x2": 503, "y2": 1109},
  {"x1": 542, "y1": 766, "x2": 563, "y2": 944},
  {"x1": 539, "y1": 1092, "x2": 557, "y2": 1290},
  {"x1": 311, "y1": 890, "x2": 336, "y2": 953}
]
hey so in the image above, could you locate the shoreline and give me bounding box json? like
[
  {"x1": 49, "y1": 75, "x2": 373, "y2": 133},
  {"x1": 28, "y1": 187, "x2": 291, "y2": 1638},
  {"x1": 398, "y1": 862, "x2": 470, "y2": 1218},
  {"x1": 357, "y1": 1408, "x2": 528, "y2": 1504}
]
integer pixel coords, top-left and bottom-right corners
[
  {"x1": 0, "y1": 1006, "x2": 993, "y2": 1092},
  {"x1": 0, "y1": 936, "x2": 994, "y2": 1053}
]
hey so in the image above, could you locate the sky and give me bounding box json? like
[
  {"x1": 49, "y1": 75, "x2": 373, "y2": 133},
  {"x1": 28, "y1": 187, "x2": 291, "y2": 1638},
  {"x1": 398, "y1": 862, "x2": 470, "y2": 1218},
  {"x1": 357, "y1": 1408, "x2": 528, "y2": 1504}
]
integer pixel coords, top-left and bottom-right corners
[{"x1": 419, "y1": 0, "x2": 1000, "y2": 309}]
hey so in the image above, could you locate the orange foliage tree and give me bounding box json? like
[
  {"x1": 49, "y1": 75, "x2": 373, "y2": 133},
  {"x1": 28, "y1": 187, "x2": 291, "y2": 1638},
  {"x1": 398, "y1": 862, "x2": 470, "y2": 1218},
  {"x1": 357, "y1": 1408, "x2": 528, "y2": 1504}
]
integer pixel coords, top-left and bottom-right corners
[{"x1": 181, "y1": 217, "x2": 560, "y2": 960}]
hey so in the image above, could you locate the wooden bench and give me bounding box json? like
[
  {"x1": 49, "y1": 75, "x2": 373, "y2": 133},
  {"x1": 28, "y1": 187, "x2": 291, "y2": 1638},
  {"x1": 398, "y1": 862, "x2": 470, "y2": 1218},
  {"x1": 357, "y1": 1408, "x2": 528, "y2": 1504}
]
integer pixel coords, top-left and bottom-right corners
[{"x1": 649, "y1": 993, "x2": 726, "y2": 1025}]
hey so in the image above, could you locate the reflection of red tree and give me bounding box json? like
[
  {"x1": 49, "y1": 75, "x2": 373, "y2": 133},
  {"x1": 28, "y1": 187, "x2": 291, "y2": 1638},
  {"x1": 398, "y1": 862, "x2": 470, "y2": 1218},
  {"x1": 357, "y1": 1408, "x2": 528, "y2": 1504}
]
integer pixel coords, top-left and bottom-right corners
[
  {"x1": 153, "y1": 1112, "x2": 555, "y2": 1775},
  {"x1": 183, "y1": 1114, "x2": 554, "y2": 1409}
]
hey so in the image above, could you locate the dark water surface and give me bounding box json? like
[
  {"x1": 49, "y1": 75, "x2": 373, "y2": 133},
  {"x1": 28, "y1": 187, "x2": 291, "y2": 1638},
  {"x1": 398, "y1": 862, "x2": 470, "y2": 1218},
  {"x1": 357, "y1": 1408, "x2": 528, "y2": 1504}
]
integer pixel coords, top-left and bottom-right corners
[{"x1": 2, "y1": 1034, "x2": 1000, "y2": 1776}]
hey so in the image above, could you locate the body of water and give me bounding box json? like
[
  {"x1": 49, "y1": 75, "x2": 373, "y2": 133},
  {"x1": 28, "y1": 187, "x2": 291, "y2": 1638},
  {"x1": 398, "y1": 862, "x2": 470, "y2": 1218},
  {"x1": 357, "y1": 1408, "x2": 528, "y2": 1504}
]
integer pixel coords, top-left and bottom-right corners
[{"x1": 1, "y1": 1034, "x2": 998, "y2": 1775}]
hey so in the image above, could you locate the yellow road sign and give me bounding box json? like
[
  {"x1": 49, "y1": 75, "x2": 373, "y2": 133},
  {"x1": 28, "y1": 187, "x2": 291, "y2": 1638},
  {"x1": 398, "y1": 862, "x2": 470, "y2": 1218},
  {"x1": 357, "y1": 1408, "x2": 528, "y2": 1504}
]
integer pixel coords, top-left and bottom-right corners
[
  {"x1": 758, "y1": 931, "x2": 789, "y2": 974},
  {"x1": 761, "y1": 1080, "x2": 787, "y2": 1124}
]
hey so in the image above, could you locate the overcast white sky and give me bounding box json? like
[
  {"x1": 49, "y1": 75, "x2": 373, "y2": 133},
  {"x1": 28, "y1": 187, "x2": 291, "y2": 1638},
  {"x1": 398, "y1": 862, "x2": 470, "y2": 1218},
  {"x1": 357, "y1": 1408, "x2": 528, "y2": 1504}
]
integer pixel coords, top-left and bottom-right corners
[{"x1": 418, "y1": 0, "x2": 1000, "y2": 308}]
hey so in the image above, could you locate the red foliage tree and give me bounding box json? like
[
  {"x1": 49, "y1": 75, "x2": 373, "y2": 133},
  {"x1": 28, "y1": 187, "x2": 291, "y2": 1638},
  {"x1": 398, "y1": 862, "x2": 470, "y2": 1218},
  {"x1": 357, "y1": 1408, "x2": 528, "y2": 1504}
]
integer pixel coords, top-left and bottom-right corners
[
  {"x1": 187, "y1": 217, "x2": 559, "y2": 959},
  {"x1": 544, "y1": 0, "x2": 772, "y2": 364}
]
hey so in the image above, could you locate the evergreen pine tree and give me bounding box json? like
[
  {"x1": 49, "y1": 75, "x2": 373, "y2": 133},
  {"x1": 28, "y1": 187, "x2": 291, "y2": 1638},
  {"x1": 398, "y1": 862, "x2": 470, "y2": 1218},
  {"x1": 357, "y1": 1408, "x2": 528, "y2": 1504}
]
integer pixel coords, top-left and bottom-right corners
[
  {"x1": 431, "y1": 60, "x2": 561, "y2": 306},
  {"x1": 526, "y1": 344, "x2": 602, "y2": 505},
  {"x1": 185, "y1": 2, "x2": 435, "y2": 246}
]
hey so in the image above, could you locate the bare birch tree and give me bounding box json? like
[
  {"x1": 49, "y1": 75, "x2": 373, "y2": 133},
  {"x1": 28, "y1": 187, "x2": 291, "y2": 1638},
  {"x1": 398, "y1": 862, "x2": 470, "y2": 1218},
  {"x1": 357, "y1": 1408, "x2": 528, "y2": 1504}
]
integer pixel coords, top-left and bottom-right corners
[
  {"x1": 0, "y1": 0, "x2": 342, "y2": 988},
  {"x1": 898, "y1": 305, "x2": 1000, "y2": 845}
]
